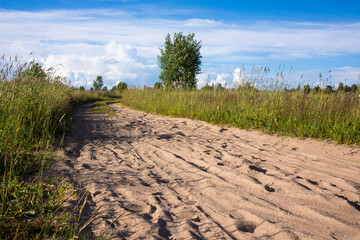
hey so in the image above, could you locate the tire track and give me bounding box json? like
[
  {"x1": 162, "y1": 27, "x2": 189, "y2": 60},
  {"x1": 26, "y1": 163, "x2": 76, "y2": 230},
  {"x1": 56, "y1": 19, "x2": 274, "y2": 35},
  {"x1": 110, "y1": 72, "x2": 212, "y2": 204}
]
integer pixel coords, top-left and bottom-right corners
[{"x1": 54, "y1": 103, "x2": 360, "y2": 240}]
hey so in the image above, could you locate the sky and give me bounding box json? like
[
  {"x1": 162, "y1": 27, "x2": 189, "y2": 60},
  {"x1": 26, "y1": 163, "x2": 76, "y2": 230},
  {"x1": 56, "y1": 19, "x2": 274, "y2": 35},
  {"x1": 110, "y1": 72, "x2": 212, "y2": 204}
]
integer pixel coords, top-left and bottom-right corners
[{"x1": 1, "y1": 0, "x2": 360, "y2": 89}]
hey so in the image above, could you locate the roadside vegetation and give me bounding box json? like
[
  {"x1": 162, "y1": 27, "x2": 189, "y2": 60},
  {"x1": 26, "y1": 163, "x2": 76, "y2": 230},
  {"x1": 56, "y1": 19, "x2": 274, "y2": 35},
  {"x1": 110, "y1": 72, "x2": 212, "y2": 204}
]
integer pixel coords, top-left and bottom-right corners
[
  {"x1": 0, "y1": 56, "x2": 121, "y2": 239},
  {"x1": 122, "y1": 77, "x2": 360, "y2": 145},
  {"x1": 122, "y1": 33, "x2": 360, "y2": 145}
]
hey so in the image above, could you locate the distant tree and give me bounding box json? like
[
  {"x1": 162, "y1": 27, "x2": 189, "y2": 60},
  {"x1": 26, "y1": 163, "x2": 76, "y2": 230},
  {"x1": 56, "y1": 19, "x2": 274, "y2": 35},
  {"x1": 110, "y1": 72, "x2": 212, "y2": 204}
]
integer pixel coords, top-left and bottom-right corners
[
  {"x1": 313, "y1": 85, "x2": 321, "y2": 93},
  {"x1": 112, "y1": 81, "x2": 128, "y2": 91},
  {"x1": 90, "y1": 87, "x2": 94, "y2": 91},
  {"x1": 158, "y1": 32, "x2": 202, "y2": 89},
  {"x1": 111, "y1": 82, "x2": 127, "y2": 91},
  {"x1": 337, "y1": 82, "x2": 344, "y2": 92},
  {"x1": 344, "y1": 85, "x2": 352, "y2": 92},
  {"x1": 117, "y1": 82, "x2": 128, "y2": 90},
  {"x1": 102, "y1": 86, "x2": 108, "y2": 91},
  {"x1": 350, "y1": 84, "x2": 358, "y2": 93},
  {"x1": 79, "y1": 86, "x2": 85, "y2": 91},
  {"x1": 92, "y1": 75, "x2": 104, "y2": 90},
  {"x1": 324, "y1": 85, "x2": 333, "y2": 94},
  {"x1": 303, "y1": 84, "x2": 311, "y2": 94},
  {"x1": 200, "y1": 84, "x2": 214, "y2": 91},
  {"x1": 153, "y1": 82, "x2": 164, "y2": 89}
]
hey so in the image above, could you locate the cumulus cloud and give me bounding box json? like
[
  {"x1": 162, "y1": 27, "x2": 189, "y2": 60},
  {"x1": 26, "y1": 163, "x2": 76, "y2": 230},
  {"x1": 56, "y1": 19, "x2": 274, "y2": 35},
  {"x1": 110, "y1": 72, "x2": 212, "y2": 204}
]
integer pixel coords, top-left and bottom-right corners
[
  {"x1": 197, "y1": 72, "x2": 231, "y2": 88},
  {"x1": 232, "y1": 68, "x2": 246, "y2": 87},
  {"x1": 43, "y1": 41, "x2": 158, "y2": 89},
  {"x1": 329, "y1": 67, "x2": 360, "y2": 86}
]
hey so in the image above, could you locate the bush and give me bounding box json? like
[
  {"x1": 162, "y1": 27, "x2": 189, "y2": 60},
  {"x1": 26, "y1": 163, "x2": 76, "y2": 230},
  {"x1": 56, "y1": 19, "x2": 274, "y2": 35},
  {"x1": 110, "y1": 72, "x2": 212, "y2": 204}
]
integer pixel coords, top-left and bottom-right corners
[
  {"x1": 153, "y1": 82, "x2": 164, "y2": 89},
  {"x1": 112, "y1": 81, "x2": 128, "y2": 91}
]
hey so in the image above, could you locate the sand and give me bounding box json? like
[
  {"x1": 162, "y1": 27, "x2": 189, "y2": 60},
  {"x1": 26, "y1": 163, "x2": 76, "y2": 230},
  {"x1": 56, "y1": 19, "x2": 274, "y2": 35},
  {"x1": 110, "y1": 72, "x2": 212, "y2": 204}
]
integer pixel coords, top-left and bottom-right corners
[{"x1": 55, "y1": 103, "x2": 360, "y2": 239}]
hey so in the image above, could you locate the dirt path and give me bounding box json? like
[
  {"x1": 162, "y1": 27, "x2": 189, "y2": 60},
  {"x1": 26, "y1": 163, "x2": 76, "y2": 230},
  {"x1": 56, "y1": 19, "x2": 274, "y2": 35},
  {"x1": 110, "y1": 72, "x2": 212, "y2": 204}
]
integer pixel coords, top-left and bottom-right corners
[{"x1": 57, "y1": 104, "x2": 360, "y2": 239}]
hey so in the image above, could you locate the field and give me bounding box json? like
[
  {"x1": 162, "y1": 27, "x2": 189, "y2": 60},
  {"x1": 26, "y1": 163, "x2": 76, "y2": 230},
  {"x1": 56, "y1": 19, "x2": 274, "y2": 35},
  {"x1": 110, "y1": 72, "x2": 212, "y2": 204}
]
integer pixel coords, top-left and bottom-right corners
[{"x1": 121, "y1": 87, "x2": 360, "y2": 145}]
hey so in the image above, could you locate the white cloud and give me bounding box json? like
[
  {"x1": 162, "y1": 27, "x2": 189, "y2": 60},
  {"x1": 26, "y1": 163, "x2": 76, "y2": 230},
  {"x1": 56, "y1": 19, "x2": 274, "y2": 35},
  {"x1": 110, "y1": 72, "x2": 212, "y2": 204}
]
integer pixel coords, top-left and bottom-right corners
[
  {"x1": 331, "y1": 67, "x2": 360, "y2": 86},
  {"x1": 184, "y1": 18, "x2": 221, "y2": 27},
  {"x1": 1, "y1": 9, "x2": 360, "y2": 86},
  {"x1": 232, "y1": 68, "x2": 246, "y2": 87},
  {"x1": 196, "y1": 72, "x2": 231, "y2": 88},
  {"x1": 43, "y1": 41, "x2": 158, "y2": 89}
]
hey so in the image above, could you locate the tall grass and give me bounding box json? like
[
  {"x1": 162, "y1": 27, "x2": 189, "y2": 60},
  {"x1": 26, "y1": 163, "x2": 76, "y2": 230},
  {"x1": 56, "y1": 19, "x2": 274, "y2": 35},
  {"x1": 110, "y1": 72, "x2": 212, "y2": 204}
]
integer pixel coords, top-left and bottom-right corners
[
  {"x1": 70, "y1": 89, "x2": 122, "y2": 104},
  {"x1": 0, "y1": 56, "x2": 114, "y2": 239},
  {"x1": 121, "y1": 87, "x2": 360, "y2": 145},
  {"x1": 0, "y1": 57, "x2": 71, "y2": 178}
]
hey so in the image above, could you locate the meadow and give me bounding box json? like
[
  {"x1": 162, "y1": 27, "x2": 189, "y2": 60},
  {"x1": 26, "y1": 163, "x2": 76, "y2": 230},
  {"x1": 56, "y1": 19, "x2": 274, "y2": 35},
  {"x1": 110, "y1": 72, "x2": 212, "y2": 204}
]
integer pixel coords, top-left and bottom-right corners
[
  {"x1": 121, "y1": 85, "x2": 360, "y2": 145},
  {"x1": 0, "y1": 56, "x2": 119, "y2": 239}
]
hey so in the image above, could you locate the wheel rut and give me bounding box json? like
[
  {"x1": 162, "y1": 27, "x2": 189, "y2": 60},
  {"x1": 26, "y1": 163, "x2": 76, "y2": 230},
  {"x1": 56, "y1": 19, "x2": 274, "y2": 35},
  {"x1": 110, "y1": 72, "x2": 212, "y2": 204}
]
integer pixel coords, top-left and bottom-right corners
[{"x1": 53, "y1": 103, "x2": 360, "y2": 239}]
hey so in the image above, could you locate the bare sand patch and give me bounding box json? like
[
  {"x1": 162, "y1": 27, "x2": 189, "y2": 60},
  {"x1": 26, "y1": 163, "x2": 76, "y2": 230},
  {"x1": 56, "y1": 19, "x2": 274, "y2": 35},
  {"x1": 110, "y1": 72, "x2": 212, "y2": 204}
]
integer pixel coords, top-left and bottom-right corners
[{"x1": 54, "y1": 103, "x2": 360, "y2": 239}]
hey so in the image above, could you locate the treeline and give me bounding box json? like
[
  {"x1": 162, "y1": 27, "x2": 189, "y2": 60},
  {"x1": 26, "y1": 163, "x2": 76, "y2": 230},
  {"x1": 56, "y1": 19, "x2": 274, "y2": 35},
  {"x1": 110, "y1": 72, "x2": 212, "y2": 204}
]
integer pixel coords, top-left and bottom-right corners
[
  {"x1": 197, "y1": 82, "x2": 359, "y2": 94},
  {"x1": 76, "y1": 75, "x2": 128, "y2": 91}
]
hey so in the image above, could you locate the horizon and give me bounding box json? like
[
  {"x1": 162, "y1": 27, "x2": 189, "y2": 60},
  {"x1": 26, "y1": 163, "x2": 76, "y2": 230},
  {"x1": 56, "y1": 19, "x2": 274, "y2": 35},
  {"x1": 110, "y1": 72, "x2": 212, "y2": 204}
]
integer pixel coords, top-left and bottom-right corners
[{"x1": 1, "y1": 0, "x2": 360, "y2": 89}]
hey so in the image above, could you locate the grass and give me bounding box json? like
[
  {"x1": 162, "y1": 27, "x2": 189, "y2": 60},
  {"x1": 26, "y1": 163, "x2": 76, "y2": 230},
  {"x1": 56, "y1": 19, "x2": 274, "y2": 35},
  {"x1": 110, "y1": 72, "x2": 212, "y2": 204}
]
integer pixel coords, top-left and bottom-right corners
[
  {"x1": 91, "y1": 99, "x2": 121, "y2": 116},
  {"x1": 69, "y1": 89, "x2": 122, "y2": 104},
  {"x1": 0, "y1": 56, "x2": 121, "y2": 239},
  {"x1": 121, "y1": 87, "x2": 360, "y2": 145}
]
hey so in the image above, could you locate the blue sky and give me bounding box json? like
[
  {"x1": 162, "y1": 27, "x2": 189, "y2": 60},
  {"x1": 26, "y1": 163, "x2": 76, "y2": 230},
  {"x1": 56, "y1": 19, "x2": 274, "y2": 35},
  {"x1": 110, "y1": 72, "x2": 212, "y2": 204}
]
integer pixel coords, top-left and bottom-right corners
[{"x1": 1, "y1": 0, "x2": 360, "y2": 88}]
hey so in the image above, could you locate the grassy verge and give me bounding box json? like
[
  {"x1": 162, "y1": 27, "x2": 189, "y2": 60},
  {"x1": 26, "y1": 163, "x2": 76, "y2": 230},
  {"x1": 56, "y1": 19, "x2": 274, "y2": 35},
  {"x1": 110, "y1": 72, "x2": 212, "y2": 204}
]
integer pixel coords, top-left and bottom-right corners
[
  {"x1": 69, "y1": 89, "x2": 122, "y2": 104},
  {"x1": 91, "y1": 99, "x2": 121, "y2": 116},
  {"x1": 121, "y1": 88, "x2": 360, "y2": 145},
  {"x1": 0, "y1": 57, "x2": 121, "y2": 239}
]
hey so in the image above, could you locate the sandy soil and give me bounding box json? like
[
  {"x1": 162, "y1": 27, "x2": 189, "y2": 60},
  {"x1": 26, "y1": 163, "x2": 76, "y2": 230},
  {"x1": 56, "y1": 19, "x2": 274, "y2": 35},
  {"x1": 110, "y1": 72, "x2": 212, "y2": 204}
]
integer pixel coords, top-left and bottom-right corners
[{"x1": 56, "y1": 103, "x2": 360, "y2": 239}]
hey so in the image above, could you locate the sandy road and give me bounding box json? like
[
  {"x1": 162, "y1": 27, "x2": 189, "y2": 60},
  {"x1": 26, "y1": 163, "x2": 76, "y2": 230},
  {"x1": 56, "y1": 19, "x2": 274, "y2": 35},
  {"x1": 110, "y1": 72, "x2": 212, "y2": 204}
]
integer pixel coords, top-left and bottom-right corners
[{"x1": 56, "y1": 103, "x2": 360, "y2": 239}]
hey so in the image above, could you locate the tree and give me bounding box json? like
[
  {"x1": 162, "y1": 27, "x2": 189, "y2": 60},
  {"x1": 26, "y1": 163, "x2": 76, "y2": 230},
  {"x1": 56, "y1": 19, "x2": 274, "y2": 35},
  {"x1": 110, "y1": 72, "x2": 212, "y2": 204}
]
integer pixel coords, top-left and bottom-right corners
[
  {"x1": 153, "y1": 82, "x2": 164, "y2": 89},
  {"x1": 350, "y1": 84, "x2": 358, "y2": 93},
  {"x1": 111, "y1": 81, "x2": 128, "y2": 91},
  {"x1": 92, "y1": 75, "x2": 104, "y2": 90},
  {"x1": 158, "y1": 32, "x2": 202, "y2": 89},
  {"x1": 313, "y1": 85, "x2": 321, "y2": 93},
  {"x1": 324, "y1": 85, "x2": 333, "y2": 94},
  {"x1": 303, "y1": 84, "x2": 311, "y2": 94},
  {"x1": 337, "y1": 82, "x2": 344, "y2": 92}
]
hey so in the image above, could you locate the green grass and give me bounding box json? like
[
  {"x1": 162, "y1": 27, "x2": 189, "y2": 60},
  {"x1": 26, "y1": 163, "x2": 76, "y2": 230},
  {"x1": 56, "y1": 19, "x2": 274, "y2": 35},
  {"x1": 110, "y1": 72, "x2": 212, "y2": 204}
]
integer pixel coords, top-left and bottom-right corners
[
  {"x1": 91, "y1": 99, "x2": 121, "y2": 116},
  {"x1": 0, "y1": 57, "x2": 121, "y2": 239},
  {"x1": 69, "y1": 89, "x2": 122, "y2": 104},
  {"x1": 121, "y1": 88, "x2": 360, "y2": 145}
]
